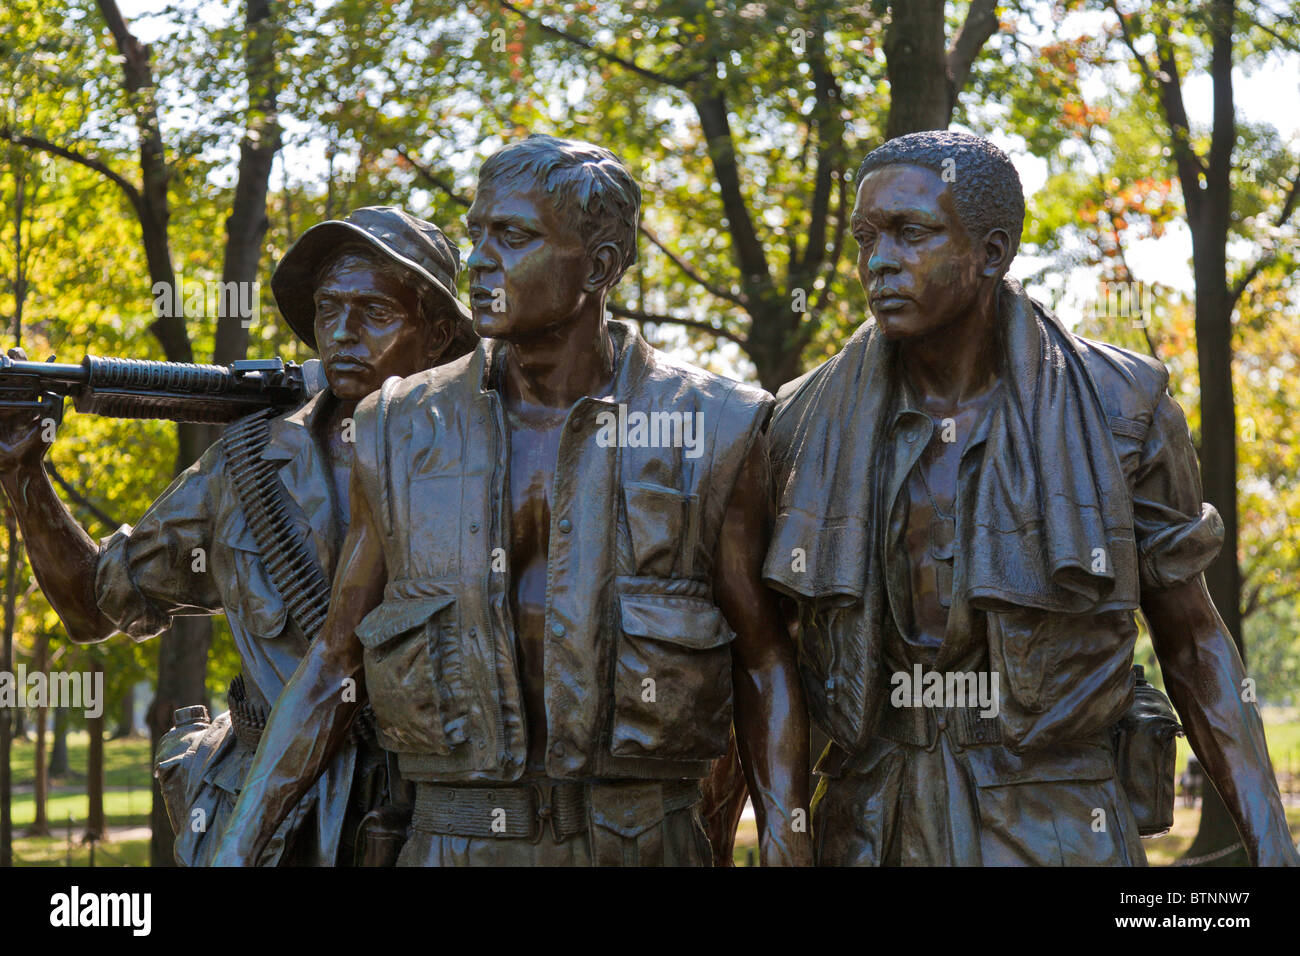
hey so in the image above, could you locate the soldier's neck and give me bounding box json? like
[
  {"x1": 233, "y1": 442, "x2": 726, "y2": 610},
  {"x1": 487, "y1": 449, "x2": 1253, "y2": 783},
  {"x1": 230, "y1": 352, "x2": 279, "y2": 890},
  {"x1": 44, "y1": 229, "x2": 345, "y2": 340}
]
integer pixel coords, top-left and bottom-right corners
[
  {"x1": 315, "y1": 390, "x2": 355, "y2": 460},
  {"x1": 899, "y1": 299, "x2": 1000, "y2": 415},
  {"x1": 500, "y1": 304, "x2": 616, "y2": 413}
]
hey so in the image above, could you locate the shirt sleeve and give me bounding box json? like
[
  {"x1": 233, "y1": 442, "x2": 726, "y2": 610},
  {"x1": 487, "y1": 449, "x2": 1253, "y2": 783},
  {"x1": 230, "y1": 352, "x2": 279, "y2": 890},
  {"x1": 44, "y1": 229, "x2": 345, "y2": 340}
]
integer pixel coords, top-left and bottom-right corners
[
  {"x1": 1131, "y1": 392, "x2": 1225, "y2": 592},
  {"x1": 94, "y1": 440, "x2": 226, "y2": 641}
]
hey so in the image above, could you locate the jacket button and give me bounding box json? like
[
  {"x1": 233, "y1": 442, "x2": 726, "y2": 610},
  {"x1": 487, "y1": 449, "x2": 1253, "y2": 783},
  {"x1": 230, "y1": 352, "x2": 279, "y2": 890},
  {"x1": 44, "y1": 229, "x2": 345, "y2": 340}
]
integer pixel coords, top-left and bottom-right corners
[
  {"x1": 551, "y1": 742, "x2": 565, "y2": 757},
  {"x1": 558, "y1": 518, "x2": 572, "y2": 533},
  {"x1": 551, "y1": 622, "x2": 566, "y2": 638},
  {"x1": 468, "y1": 626, "x2": 477, "y2": 638},
  {"x1": 469, "y1": 522, "x2": 479, "y2": 533},
  {"x1": 825, "y1": 677, "x2": 837, "y2": 701}
]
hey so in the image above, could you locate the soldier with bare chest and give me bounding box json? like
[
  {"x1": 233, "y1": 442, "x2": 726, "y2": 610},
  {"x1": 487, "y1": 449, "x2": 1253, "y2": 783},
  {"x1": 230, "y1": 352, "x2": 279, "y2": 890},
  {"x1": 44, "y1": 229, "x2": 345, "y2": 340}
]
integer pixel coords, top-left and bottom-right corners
[
  {"x1": 503, "y1": 390, "x2": 609, "y2": 771},
  {"x1": 219, "y1": 135, "x2": 812, "y2": 867}
]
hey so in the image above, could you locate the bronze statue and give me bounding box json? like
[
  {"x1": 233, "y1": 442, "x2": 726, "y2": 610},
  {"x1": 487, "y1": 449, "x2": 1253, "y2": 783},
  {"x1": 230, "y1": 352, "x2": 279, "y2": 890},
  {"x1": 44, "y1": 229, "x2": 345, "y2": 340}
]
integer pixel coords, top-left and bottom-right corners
[
  {"x1": 762, "y1": 130, "x2": 1298, "y2": 866},
  {"x1": 0, "y1": 206, "x2": 475, "y2": 865},
  {"x1": 215, "y1": 134, "x2": 812, "y2": 867}
]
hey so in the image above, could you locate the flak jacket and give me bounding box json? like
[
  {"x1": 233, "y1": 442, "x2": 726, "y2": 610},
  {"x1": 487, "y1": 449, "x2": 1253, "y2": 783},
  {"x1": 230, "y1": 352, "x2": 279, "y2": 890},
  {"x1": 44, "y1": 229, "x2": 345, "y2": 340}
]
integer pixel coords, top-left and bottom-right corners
[{"x1": 350, "y1": 321, "x2": 773, "y2": 790}]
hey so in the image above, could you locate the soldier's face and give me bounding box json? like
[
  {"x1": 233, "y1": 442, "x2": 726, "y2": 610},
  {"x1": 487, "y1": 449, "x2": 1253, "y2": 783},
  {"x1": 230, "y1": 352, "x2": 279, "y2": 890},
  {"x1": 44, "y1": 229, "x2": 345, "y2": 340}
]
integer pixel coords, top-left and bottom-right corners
[
  {"x1": 465, "y1": 180, "x2": 592, "y2": 341},
  {"x1": 313, "y1": 255, "x2": 435, "y2": 401},
  {"x1": 852, "y1": 164, "x2": 986, "y2": 341}
]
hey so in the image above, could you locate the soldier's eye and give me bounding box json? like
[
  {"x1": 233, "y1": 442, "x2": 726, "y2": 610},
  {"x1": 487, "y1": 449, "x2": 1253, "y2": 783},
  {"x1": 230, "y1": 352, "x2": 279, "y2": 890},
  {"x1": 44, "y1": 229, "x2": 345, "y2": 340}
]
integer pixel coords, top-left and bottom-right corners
[
  {"x1": 503, "y1": 228, "x2": 532, "y2": 246},
  {"x1": 902, "y1": 225, "x2": 931, "y2": 241}
]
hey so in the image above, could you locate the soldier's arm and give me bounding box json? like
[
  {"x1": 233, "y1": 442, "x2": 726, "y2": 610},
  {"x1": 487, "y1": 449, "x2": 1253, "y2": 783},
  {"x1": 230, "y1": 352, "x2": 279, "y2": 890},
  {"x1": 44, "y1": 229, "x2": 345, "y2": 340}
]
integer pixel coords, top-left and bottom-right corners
[
  {"x1": 0, "y1": 359, "x2": 115, "y2": 642},
  {"x1": 0, "y1": 445, "x2": 111, "y2": 642},
  {"x1": 713, "y1": 435, "x2": 812, "y2": 867},
  {"x1": 213, "y1": 466, "x2": 385, "y2": 866},
  {"x1": 1144, "y1": 578, "x2": 1298, "y2": 866}
]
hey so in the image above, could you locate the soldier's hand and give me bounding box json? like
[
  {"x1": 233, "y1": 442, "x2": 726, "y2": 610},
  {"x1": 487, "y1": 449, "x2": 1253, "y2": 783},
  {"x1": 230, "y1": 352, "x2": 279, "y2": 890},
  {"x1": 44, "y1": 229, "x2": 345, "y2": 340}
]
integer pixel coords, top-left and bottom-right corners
[{"x1": 0, "y1": 348, "x2": 58, "y2": 474}]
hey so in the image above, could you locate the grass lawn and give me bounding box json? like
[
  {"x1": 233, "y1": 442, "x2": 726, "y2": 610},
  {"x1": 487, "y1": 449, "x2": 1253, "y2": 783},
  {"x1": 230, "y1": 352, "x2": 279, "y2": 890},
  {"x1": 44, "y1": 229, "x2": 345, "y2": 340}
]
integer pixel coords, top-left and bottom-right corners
[{"x1": 9, "y1": 732, "x2": 153, "y2": 790}]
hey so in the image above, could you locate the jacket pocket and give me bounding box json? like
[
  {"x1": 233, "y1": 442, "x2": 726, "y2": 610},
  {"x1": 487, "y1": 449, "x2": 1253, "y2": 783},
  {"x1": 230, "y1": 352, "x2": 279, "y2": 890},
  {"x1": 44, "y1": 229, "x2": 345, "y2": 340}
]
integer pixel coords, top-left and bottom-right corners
[
  {"x1": 610, "y1": 581, "x2": 735, "y2": 760},
  {"x1": 356, "y1": 593, "x2": 468, "y2": 755},
  {"x1": 988, "y1": 608, "x2": 1055, "y2": 713},
  {"x1": 623, "y1": 482, "x2": 697, "y2": 577}
]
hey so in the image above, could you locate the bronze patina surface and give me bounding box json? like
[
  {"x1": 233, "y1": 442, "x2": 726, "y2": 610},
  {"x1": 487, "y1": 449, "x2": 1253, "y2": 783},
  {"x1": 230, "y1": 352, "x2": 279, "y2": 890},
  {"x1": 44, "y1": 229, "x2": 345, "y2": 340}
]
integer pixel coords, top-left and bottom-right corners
[
  {"x1": 215, "y1": 135, "x2": 812, "y2": 867},
  {"x1": 0, "y1": 206, "x2": 473, "y2": 865},
  {"x1": 761, "y1": 131, "x2": 1298, "y2": 867}
]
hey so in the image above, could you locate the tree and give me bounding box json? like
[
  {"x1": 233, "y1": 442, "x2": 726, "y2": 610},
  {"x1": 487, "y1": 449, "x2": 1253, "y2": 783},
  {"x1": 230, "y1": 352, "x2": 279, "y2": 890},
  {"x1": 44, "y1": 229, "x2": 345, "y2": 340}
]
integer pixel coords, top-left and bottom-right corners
[
  {"x1": 1, "y1": 0, "x2": 285, "y2": 863},
  {"x1": 1103, "y1": 0, "x2": 1300, "y2": 865}
]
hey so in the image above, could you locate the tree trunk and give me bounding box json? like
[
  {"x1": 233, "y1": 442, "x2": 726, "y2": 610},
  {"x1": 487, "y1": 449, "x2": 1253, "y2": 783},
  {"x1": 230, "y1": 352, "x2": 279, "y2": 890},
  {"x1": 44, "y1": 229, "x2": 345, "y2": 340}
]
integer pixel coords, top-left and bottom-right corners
[
  {"x1": 1175, "y1": 0, "x2": 1245, "y2": 866},
  {"x1": 111, "y1": 684, "x2": 134, "y2": 739},
  {"x1": 49, "y1": 707, "x2": 69, "y2": 777},
  {"x1": 0, "y1": 504, "x2": 15, "y2": 867},
  {"x1": 29, "y1": 631, "x2": 51, "y2": 837},
  {"x1": 885, "y1": 0, "x2": 950, "y2": 138},
  {"x1": 84, "y1": 656, "x2": 106, "y2": 842},
  {"x1": 212, "y1": 0, "x2": 281, "y2": 368}
]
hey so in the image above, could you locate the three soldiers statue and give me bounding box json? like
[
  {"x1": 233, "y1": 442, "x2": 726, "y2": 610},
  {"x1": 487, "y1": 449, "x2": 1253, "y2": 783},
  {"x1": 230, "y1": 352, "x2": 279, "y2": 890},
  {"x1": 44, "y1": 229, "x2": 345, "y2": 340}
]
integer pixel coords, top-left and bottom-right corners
[{"x1": 3, "y1": 129, "x2": 1294, "y2": 867}]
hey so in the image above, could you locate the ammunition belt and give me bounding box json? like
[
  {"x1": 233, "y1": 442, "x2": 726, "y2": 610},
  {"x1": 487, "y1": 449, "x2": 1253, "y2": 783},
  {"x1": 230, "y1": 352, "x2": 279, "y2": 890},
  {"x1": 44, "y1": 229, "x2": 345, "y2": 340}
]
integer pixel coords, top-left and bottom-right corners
[
  {"x1": 223, "y1": 408, "x2": 330, "y2": 640},
  {"x1": 228, "y1": 676, "x2": 268, "y2": 751},
  {"x1": 228, "y1": 675, "x2": 377, "y2": 750}
]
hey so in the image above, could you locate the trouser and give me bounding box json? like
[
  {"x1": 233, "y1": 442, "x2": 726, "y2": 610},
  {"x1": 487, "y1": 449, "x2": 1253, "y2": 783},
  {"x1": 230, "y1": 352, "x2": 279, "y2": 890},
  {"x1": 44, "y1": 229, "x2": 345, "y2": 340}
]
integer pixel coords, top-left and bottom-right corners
[
  {"x1": 397, "y1": 778, "x2": 711, "y2": 866},
  {"x1": 812, "y1": 727, "x2": 1147, "y2": 867}
]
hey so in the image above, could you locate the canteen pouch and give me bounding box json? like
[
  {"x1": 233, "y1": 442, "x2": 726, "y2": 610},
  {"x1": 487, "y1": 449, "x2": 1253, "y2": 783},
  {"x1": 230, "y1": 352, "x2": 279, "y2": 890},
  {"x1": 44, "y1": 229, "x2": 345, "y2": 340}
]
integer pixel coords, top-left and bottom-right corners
[
  {"x1": 1113, "y1": 665, "x2": 1183, "y2": 837},
  {"x1": 154, "y1": 705, "x2": 213, "y2": 835}
]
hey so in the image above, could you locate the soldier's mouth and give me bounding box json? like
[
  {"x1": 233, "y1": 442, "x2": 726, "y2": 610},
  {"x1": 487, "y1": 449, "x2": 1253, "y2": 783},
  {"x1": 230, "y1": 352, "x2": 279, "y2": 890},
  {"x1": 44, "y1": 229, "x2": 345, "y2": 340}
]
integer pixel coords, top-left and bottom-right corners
[
  {"x1": 872, "y1": 294, "x2": 911, "y2": 311},
  {"x1": 327, "y1": 355, "x2": 371, "y2": 372}
]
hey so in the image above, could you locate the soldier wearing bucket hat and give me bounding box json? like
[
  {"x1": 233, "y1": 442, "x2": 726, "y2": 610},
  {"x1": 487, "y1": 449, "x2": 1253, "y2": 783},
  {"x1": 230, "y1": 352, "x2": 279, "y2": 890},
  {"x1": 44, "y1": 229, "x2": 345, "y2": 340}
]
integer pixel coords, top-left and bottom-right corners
[
  {"x1": 272, "y1": 205, "x2": 477, "y2": 361},
  {"x1": 0, "y1": 205, "x2": 475, "y2": 867}
]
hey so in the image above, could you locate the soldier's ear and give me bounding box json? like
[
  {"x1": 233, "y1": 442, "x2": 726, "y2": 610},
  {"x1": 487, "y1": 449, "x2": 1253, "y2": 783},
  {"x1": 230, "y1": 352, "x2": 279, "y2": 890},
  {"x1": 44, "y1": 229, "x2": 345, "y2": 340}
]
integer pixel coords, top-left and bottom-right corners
[
  {"x1": 979, "y1": 228, "x2": 1011, "y2": 278},
  {"x1": 424, "y1": 305, "x2": 456, "y2": 365},
  {"x1": 583, "y1": 241, "x2": 621, "y2": 293}
]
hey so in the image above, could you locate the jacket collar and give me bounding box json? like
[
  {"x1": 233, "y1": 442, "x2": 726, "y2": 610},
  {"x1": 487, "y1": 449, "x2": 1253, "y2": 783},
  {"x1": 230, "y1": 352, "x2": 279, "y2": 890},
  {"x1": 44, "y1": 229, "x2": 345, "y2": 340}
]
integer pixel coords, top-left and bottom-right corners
[{"x1": 470, "y1": 319, "x2": 654, "y2": 403}]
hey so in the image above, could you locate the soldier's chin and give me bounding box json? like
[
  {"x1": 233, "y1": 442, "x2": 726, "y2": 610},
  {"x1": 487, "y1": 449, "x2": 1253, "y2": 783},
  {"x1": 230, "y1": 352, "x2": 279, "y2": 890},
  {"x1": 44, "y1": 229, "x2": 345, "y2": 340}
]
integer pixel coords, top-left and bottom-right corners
[
  {"x1": 326, "y1": 370, "x2": 380, "y2": 401},
  {"x1": 874, "y1": 309, "x2": 928, "y2": 339},
  {"x1": 472, "y1": 307, "x2": 511, "y2": 338}
]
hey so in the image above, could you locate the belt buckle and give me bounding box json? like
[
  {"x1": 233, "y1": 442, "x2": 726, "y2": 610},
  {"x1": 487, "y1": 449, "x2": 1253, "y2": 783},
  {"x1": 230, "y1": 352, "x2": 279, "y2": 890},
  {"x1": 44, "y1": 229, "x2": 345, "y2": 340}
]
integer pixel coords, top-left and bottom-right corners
[{"x1": 527, "y1": 783, "x2": 558, "y2": 844}]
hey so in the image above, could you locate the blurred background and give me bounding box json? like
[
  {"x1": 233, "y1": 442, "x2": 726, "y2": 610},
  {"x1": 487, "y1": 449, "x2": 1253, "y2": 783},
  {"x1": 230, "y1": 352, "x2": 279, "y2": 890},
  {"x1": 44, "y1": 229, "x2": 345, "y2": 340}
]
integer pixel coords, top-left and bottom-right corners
[{"x1": 0, "y1": 0, "x2": 1297, "y2": 867}]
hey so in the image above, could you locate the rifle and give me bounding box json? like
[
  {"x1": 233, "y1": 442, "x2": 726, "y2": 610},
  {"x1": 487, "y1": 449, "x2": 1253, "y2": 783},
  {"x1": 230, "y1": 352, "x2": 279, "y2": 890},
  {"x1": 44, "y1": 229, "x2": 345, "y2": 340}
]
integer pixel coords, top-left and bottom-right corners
[{"x1": 0, "y1": 355, "x2": 327, "y2": 425}]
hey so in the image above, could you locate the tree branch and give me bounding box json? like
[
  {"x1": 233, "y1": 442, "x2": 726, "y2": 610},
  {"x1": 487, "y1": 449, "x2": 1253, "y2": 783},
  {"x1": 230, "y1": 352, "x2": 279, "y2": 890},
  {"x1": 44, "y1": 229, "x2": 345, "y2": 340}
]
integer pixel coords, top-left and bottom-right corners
[
  {"x1": 1107, "y1": 0, "x2": 1158, "y2": 86},
  {"x1": 493, "y1": 0, "x2": 703, "y2": 89},
  {"x1": 797, "y1": 23, "x2": 844, "y2": 279},
  {"x1": 608, "y1": 303, "x2": 748, "y2": 348},
  {"x1": 0, "y1": 129, "x2": 142, "y2": 214},
  {"x1": 946, "y1": 0, "x2": 1000, "y2": 112},
  {"x1": 639, "y1": 223, "x2": 746, "y2": 306},
  {"x1": 1229, "y1": 164, "x2": 1300, "y2": 307},
  {"x1": 397, "y1": 147, "x2": 472, "y2": 208},
  {"x1": 692, "y1": 85, "x2": 773, "y2": 298},
  {"x1": 45, "y1": 463, "x2": 121, "y2": 532}
]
